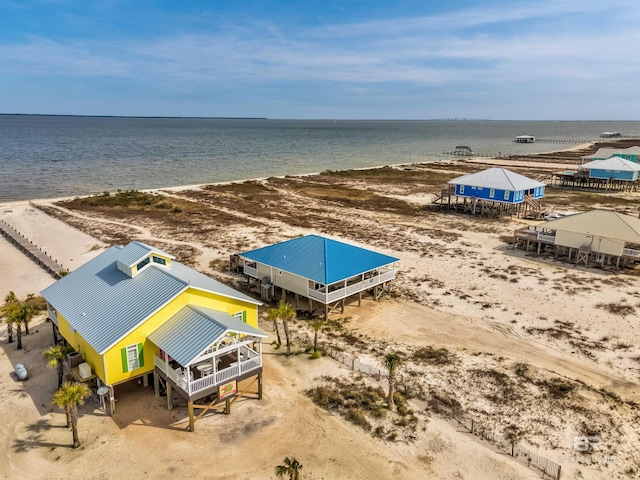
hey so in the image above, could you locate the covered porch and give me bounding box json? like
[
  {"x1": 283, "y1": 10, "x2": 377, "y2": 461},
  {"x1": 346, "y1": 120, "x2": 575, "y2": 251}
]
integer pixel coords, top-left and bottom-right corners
[{"x1": 148, "y1": 304, "x2": 267, "y2": 431}]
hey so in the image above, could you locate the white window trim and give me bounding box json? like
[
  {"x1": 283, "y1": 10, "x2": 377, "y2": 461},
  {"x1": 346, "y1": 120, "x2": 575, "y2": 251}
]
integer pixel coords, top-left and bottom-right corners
[{"x1": 126, "y1": 344, "x2": 140, "y2": 371}]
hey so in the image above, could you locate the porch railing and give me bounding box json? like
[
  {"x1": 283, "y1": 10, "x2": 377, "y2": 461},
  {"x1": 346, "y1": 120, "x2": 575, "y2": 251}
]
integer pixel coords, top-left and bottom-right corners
[
  {"x1": 623, "y1": 248, "x2": 640, "y2": 258},
  {"x1": 243, "y1": 265, "x2": 258, "y2": 278},
  {"x1": 308, "y1": 269, "x2": 395, "y2": 303},
  {"x1": 155, "y1": 353, "x2": 262, "y2": 396},
  {"x1": 215, "y1": 365, "x2": 239, "y2": 385},
  {"x1": 537, "y1": 233, "x2": 556, "y2": 243}
]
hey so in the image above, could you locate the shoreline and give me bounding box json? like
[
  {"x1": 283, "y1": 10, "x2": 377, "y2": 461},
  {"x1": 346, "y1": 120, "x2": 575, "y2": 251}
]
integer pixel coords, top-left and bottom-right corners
[{"x1": 0, "y1": 146, "x2": 592, "y2": 208}]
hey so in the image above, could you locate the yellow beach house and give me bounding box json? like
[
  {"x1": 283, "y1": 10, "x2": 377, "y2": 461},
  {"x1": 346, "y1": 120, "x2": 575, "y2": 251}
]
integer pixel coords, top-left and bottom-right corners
[{"x1": 41, "y1": 241, "x2": 265, "y2": 430}]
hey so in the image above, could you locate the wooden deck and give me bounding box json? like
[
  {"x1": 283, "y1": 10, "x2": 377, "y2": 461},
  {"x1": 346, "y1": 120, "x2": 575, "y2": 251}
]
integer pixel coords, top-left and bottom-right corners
[{"x1": 0, "y1": 219, "x2": 64, "y2": 278}]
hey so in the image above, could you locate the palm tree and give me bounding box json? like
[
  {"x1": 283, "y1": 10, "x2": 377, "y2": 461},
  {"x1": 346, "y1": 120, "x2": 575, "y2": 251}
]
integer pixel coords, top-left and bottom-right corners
[
  {"x1": 266, "y1": 306, "x2": 283, "y2": 346},
  {"x1": 275, "y1": 456, "x2": 303, "y2": 480},
  {"x1": 52, "y1": 382, "x2": 90, "y2": 448},
  {"x1": 383, "y1": 353, "x2": 402, "y2": 413},
  {"x1": 277, "y1": 300, "x2": 296, "y2": 356},
  {"x1": 44, "y1": 344, "x2": 71, "y2": 389},
  {"x1": 309, "y1": 320, "x2": 324, "y2": 352},
  {"x1": 23, "y1": 295, "x2": 36, "y2": 334},
  {"x1": 5, "y1": 304, "x2": 32, "y2": 350},
  {"x1": 2, "y1": 291, "x2": 18, "y2": 344}
]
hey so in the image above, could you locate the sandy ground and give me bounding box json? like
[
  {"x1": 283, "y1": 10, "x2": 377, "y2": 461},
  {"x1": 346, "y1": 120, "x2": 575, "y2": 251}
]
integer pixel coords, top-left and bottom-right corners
[{"x1": 2, "y1": 154, "x2": 640, "y2": 479}]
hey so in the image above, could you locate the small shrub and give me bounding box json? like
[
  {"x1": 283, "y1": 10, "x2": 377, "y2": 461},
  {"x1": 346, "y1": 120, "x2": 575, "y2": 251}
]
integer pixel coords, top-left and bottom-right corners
[
  {"x1": 310, "y1": 351, "x2": 321, "y2": 359},
  {"x1": 413, "y1": 346, "x2": 453, "y2": 365},
  {"x1": 542, "y1": 378, "x2": 577, "y2": 398},
  {"x1": 344, "y1": 408, "x2": 371, "y2": 431}
]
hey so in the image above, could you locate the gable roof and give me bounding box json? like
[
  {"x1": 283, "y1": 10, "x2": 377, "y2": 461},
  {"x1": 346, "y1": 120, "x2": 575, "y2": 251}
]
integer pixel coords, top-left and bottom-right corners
[
  {"x1": 448, "y1": 167, "x2": 545, "y2": 191},
  {"x1": 580, "y1": 157, "x2": 640, "y2": 172},
  {"x1": 41, "y1": 243, "x2": 260, "y2": 354},
  {"x1": 113, "y1": 241, "x2": 175, "y2": 267},
  {"x1": 582, "y1": 146, "x2": 640, "y2": 160},
  {"x1": 148, "y1": 305, "x2": 266, "y2": 367},
  {"x1": 537, "y1": 210, "x2": 640, "y2": 243},
  {"x1": 239, "y1": 235, "x2": 399, "y2": 285}
]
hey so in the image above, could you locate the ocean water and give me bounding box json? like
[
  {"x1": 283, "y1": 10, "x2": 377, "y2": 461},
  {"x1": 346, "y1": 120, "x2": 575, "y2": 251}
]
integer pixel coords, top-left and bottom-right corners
[{"x1": 1, "y1": 115, "x2": 639, "y2": 202}]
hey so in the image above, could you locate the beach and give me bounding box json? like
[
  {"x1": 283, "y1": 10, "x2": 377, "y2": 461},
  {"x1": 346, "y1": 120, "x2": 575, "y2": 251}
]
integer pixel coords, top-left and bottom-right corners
[{"x1": 1, "y1": 147, "x2": 639, "y2": 479}]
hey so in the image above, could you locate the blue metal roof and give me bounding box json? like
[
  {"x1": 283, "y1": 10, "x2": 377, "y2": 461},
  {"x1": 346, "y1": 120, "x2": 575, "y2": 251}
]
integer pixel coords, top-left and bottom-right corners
[
  {"x1": 239, "y1": 235, "x2": 399, "y2": 285},
  {"x1": 148, "y1": 305, "x2": 266, "y2": 366},
  {"x1": 41, "y1": 243, "x2": 261, "y2": 354}
]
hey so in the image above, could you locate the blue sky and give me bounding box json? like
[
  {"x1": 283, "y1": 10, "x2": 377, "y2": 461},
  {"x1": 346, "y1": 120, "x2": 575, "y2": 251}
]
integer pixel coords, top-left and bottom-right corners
[{"x1": 1, "y1": 0, "x2": 638, "y2": 119}]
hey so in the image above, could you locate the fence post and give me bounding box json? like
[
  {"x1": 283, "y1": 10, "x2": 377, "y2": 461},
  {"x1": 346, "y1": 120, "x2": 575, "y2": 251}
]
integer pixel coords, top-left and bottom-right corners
[{"x1": 556, "y1": 465, "x2": 561, "y2": 480}]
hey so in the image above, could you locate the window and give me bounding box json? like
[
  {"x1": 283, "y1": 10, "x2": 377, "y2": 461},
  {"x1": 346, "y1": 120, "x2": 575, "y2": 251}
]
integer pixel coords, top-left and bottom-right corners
[
  {"x1": 504, "y1": 190, "x2": 510, "y2": 200},
  {"x1": 136, "y1": 257, "x2": 150, "y2": 271},
  {"x1": 459, "y1": 185, "x2": 465, "y2": 194},
  {"x1": 234, "y1": 311, "x2": 247, "y2": 323},
  {"x1": 152, "y1": 255, "x2": 167, "y2": 266},
  {"x1": 489, "y1": 189, "x2": 495, "y2": 198},
  {"x1": 121, "y1": 343, "x2": 144, "y2": 373}
]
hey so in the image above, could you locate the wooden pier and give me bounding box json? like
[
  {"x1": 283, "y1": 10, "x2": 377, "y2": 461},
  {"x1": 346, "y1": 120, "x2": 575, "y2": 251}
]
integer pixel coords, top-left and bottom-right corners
[{"x1": 0, "y1": 219, "x2": 64, "y2": 279}]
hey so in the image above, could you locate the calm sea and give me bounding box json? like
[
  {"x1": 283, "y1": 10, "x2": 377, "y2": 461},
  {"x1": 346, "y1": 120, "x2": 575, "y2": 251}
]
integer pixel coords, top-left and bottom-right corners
[{"x1": 1, "y1": 115, "x2": 639, "y2": 202}]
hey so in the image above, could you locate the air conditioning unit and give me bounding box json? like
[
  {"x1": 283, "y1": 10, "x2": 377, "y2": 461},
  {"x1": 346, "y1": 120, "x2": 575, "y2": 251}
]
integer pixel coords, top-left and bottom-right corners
[
  {"x1": 66, "y1": 351, "x2": 83, "y2": 368},
  {"x1": 78, "y1": 362, "x2": 92, "y2": 379}
]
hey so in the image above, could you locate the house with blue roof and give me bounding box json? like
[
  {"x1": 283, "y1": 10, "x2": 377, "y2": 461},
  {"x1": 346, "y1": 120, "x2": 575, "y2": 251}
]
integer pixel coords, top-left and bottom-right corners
[
  {"x1": 41, "y1": 241, "x2": 265, "y2": 431},
  {"x1": 236, "y1": 235, "x2": 399, "y2": 317}
]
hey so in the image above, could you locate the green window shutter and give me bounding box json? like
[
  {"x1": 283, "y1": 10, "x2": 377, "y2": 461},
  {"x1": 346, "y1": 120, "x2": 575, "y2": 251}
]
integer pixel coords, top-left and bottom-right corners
[
  {"x1": 121, "y1": 347, "x2": 129, "y2": 373},
  {"x1": 242, "y1": 311, "x2": 247, "y2": 323},
  {"x1": 138, "y1": 343, "x2": 145, "y2": 367}
]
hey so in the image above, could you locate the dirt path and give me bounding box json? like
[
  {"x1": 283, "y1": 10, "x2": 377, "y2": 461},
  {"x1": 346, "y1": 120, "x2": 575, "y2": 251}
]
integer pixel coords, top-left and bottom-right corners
[{"x1": 349, "y1": 301, "x2": 640, "y2": 403}]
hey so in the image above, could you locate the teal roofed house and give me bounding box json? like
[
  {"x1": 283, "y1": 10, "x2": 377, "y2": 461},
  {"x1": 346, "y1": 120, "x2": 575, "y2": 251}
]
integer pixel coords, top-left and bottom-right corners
[{"x1": 236, "y1": 235, "x2": 399, "y2": 317}]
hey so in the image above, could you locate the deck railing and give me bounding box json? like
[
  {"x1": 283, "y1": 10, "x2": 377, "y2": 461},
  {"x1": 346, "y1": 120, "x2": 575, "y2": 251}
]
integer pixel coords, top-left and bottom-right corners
[
  {"x1": 243, "y1": 265, "x2": 258, "y2": 278},
  {"x1": 308, "y1": 270, "x2": 395, "y2": 303},
  {"x1": 537, "y1": 233, "x2": 556, "y2": 243},
  {"x1": 154, "y1": 354, "x2": 262, "y2": 396},
  {"x1": 623, "y1": 248, "x2": 640, "y2": 258}
]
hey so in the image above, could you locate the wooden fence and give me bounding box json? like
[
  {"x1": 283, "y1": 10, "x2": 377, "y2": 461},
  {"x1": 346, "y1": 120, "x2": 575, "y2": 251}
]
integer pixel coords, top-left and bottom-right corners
[{"x1": 327, "y1": 348, "x2": 562, "y2": 479}]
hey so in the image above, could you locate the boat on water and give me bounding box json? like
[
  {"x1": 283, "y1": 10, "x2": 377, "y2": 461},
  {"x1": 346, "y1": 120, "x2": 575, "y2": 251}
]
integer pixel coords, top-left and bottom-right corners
[
  {"x1": 600, "y1": 131, "x2": 622, "y2": 138},
  {"x1": 515, "y1": 135, "x2": 535, "y2": 143}
]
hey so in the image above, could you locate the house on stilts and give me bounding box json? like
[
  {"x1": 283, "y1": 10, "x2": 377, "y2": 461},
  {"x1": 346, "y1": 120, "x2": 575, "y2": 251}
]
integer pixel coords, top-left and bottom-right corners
[
  {"x1": 514, "y1": 210, "x2": 640, "y2": 268},
  {"x1": 41, "y1": 241, "x2": 265, "y2": 431},
  {"x1": 549, "y1": 156, "x2": 640, "y2": 192},
  {"x1": 233, "y1": 235, "x2": 399, "y2": 318},
  {"x1": 432, "y1": 167, "x2": 546, "y2": 218}
]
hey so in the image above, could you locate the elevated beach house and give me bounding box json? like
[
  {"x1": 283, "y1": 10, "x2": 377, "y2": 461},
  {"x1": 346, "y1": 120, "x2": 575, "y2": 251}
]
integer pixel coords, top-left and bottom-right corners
[
  {"x1": 514, "y1": 210, "x2": 640, "y2": 268},
  {"x1": 433, "y1": 167, "x2": 545, "y2": 218},
  {"x1": 580, "y1": 157, "x2": 640, "y2": 182},
  {"x1": 549, "y1": 156, "x2": 640, "y2": 191},
  {"x1": 41, "y1": 241, "x2": 265, "y2": 431},
  {"x1": 235, "y1": 235, "x2": 399, "y2": 318},
  {"x1": 581, "y1": 146, "x2": 640, "y2": 163}
]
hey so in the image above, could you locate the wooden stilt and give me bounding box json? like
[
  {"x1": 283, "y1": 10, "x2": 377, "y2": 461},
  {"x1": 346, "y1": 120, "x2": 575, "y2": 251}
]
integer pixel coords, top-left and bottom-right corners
[
  {"x1": 341, "y1": 298, "x2": 345, "y2": 313},
  {"x1": 109, "y1": 386, "x2": 116, "y2": 415},
  {"x1": 324, "y1": 303, "x2": 328, "y2": 319},
  {"x1": 258, "y1": 373, "x2": 263, "y2": 400},
  {"x1": 225, "y1": 397, "x2": 231, "y2": 415},
  {"x1": 295, "y1": 293, "x2": 299, "y2": 309},
  {"x1": 143, "y1": 374, "x2": 149, "y2": 387},
  {"x1": 154, "y1": 373, "x2": 160, "y2": 399},
  {"x1": 167, "y1": 383, "x2": 173, "y2": 411},
  {"x1": 188, "y1": 402, "x2": 195, "y2": 432},
  {"x1": 358, "y1": 291, "x2": 362, "y2": 307}
]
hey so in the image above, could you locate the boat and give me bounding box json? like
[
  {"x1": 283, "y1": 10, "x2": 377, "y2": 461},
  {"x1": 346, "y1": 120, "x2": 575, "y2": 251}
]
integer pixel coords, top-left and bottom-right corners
[
  {"x1": 515, "y1": 135, "x2": 535, "y2": 143},
  {"x1": 600, "y1": 132, "x2": 622, "y2": 138}
]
